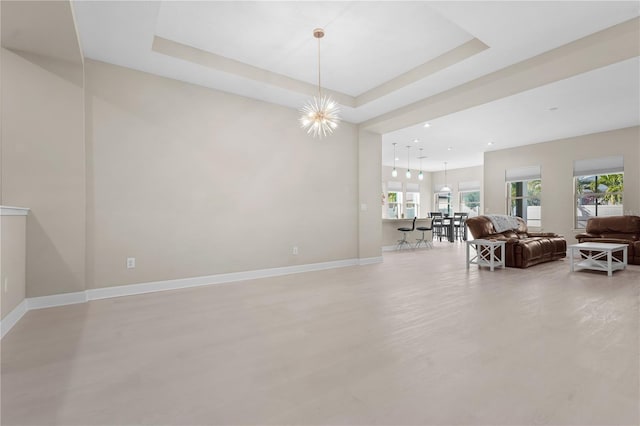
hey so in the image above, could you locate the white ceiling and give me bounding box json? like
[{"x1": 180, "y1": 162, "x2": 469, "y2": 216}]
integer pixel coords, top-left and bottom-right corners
[
  {"x1": 68, "y1": 1, "x2": 640, "y2": 171},
  {"x1": 384, "y1": 57, "x2": 640, "y2": 171}
]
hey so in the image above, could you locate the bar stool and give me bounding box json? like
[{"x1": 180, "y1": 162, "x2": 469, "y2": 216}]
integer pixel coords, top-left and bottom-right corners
[
  {"x1": 396, "y1": 217, "x2": 416, "y2": 250},
  {"x1": 416, "y1": 218, "x2": 433, "y2": 249}
]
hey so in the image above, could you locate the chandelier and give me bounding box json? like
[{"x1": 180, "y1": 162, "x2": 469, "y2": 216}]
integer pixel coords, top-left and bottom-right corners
[{"x1": 299, "y1": 28, "x2": 340, "y2": 138}]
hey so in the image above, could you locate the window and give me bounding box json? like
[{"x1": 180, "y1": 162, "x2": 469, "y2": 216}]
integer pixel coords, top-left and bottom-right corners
[
  {"x1": 459, "y1": 191, "x2": 480, "y2": 217},
  {"x1": 386, "y1": 190, "x2": 403, "y2": 219},
  {"x1": 506, "y1": 165, "x2": 541, "y2": 228},
  {"x1": 434, "y1": 192, "x2": 451, "y2": 216},
  {"x1": 385, "y1": 181, "x2": 403, "y2": 219},
  {"x1": 507, "y1": 180, "x2": 541, "y2": 227},
  {"x1": 405, "y1": 183, "x2": 420, "y2": 219},
  {"x1": 458, "y1": 181, "x2": 481, "y2": 217},
  {"x1": 575, "y1": 174, "x2": 624, "y2": 228},
  {"x1": 574, "y1": 156, "x2": 624, "y2": 229}
]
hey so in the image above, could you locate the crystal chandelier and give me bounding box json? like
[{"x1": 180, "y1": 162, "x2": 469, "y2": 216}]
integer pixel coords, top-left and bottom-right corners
[{"x1": 299, "y1": 28, "x2": 340, "y2": 138}]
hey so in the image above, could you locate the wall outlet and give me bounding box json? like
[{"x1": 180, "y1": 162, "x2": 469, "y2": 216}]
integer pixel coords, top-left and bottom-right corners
[
  {"x1": 292, "y1": 246, "x2": 299, "y2": 255},
  {"x1": 127, "y1": 257, "x2": 136, "y2": 269}
]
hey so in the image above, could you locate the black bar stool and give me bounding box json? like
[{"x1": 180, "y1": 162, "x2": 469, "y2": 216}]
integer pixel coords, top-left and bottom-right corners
[
  {"x1": 416, "y1": 218, "x2": 433, "y2": 249},
  {"x1": 396, "y1": 217, "x2": 416, "y2": 250}
]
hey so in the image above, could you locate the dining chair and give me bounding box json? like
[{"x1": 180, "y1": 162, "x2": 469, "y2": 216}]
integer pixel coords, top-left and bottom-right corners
[
  {"x1": 453, "y1": 212, "x2": 469, "y2": 241},
  {"x1": 429, "y1": 212, "x2": 446, "y2": 241}
]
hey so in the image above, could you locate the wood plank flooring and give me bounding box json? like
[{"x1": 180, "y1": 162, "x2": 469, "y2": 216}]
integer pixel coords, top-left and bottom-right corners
[{"x1": 1, "y1": 242, "x2": 639, "y2": 425}]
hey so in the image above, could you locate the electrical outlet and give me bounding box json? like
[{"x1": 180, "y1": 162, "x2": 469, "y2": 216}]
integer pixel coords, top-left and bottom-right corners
[
  {"x1": 127, "y1": 257, "x2": 136, "y2": 269},
  {"x1": 292, "y1": 246, "x2": 299, "y2": 255}
]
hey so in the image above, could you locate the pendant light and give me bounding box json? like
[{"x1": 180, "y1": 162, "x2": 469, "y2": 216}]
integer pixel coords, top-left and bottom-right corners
[
  {"x1": 418, "y1": 148, "x2": 425, "y2": 181},
  {"x1": 391, "y1": 143, "x2": 398, "y2": 177},
  {"x1": 441, "y1": 161, "x2": 451, "y2": 192},
  {"x1": 299, "y1": 28, "x2": 340, "y2": 138},
  {"x1": 405, "y1": 145, "x2": 411, "y2": 179}
]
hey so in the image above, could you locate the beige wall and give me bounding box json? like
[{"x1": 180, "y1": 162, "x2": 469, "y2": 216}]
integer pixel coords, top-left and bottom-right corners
[
  {"x1": 358, "y1": 130, "x2": 382, "y2": 259},
  {"x1": 85, "y1": 60, "x2": 360, "y2": 289},
  {"x1": 484, "y1": 126, "x2": 640, "y2": 244},
  {"x1": 430, "y1": 165, "x2": 483, "y2": 215},
  {"x1": 0, "y1": 215, "x2": 27, "y2": 319},
  {"x1": 1, "y1": 48, "x2": 85, "y2": 297}
]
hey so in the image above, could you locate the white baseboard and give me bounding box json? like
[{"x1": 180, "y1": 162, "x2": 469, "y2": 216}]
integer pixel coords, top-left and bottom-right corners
[
  {"x1": 1, "y1": 257, "x2": 377, "y2": 339},
  {"x1": 358, "y1": 256, "x2": 383, "y2": 265},
  {"x1": 27, "y1": 291, "x2": 88, "y2": 310},
  {"x1": 87, "y1": 258, "x2": 361, "y2": 301},
  {"x1": 1, "y1": 300, "x2": 28, "y2": 339}
]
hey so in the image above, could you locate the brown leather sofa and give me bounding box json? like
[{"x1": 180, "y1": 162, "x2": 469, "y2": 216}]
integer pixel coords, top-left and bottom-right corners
[
  {"x1": 575, "y1": 216, "x2": 640, "y2": 265},
  {"x1": 466, "y1": 215, "x2": 567, "y2": 268}
]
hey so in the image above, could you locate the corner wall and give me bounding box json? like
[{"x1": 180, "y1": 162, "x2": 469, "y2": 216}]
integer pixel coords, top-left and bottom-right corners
[
  {"x1": 358, "y1": 130, "x2": 382, "y2": 260},
  {"x1": 1, "y1": 48, "x2": 85, "y2": 298}
]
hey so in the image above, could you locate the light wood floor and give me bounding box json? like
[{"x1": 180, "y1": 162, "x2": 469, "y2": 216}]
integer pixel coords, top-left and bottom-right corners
[{"x1": 2, "y1": 242, "x2": 639, "y2": 425}]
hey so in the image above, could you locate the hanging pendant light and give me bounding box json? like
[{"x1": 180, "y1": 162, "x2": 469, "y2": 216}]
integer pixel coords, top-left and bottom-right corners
[
  {"x1": 418, "y1": 148, "x2": 425, "y2": 181},
  {"x1": 391, "y1": 143, "x2": 398, "y2": 177},
  {"x1": 441, "y1": 161, "x2": 451, "y2": 192},
  {"x1": 405, "y1": 145, "x2": 412, "y2": 179},
  {"x1": 299, "y1": 28, "x2": 340, "y2": 139}
]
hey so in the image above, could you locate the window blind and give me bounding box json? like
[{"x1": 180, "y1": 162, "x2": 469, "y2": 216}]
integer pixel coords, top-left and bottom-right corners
[
  {"x1": 387, "y1": 181, "x2": 402, "y2": 191},
  {"x1": 573, "y1": 156, "x2": 623, "y2": 176},
  {"x1": 505, "y1": 165, "x2": 541, "y2": 181},
  {"x1": 458, "y1": 180, "x2": 480, "y2": 191}
]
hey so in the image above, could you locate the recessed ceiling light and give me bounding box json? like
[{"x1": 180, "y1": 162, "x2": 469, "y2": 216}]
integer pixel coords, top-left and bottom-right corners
[
  {"x1": 447, "y1": 147, "x2": 452, "y2": 151},
  {"x1": 548, "y1": 106, "x2": 559, "y2": 111},
  {"x1": 423, "y1": 123, "x2": 431, "y2": 128},
  {"x1": 487, "y1": 141, "x2": 494, "y2": 146},
  {"x1": 413, "y1": 138, "x2": 419, "y2": 143},
  {"x1": 395, "y1": 157, "x2": 399, "y2": 161}
]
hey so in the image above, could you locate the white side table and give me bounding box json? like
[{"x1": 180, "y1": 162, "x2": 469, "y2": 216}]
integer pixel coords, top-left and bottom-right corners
[
  {"x1": 568, "y1": 242, "x2": 628, "y2": 276},
  {"x1": 466, "y1": 239, "x2": 506, "y2": 271}
]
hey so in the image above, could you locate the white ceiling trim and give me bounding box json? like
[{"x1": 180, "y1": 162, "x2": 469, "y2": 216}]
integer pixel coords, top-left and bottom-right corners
[
  {"x1": 366, "y1": 17, "x2": 640, "y2": 135},
  {"x1": 152, "y1": 35, "x2": 356, "y2": 108},
  {"x1": 152, "y1": 35, "x2": 488, "y2": 111}
]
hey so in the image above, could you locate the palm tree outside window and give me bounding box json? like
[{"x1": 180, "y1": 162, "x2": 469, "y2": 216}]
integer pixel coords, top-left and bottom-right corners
[
  {"x1": 507, "y1": 179, "x2": 541, "y2": 227},
  {"x1": 575, "y1": 173, "x2": 623, "y2": 228}
]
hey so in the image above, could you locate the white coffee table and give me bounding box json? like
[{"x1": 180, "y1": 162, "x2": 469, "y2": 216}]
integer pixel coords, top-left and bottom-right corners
[
  {"x1": 466, "y1": 239, "x2": 506, "y2": 271},
  {"x1": 568, "y1": 242, "x2": 628, "y2": 276}
]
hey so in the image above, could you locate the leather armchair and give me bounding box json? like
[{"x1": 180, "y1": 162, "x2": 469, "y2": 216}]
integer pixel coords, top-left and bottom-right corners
[
  {"x1": 466, "y1": 215, "x2": 566, "y2": 268},
  {"x1": 575, "y1": 216, "x2": 640, "y2": 265}
]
